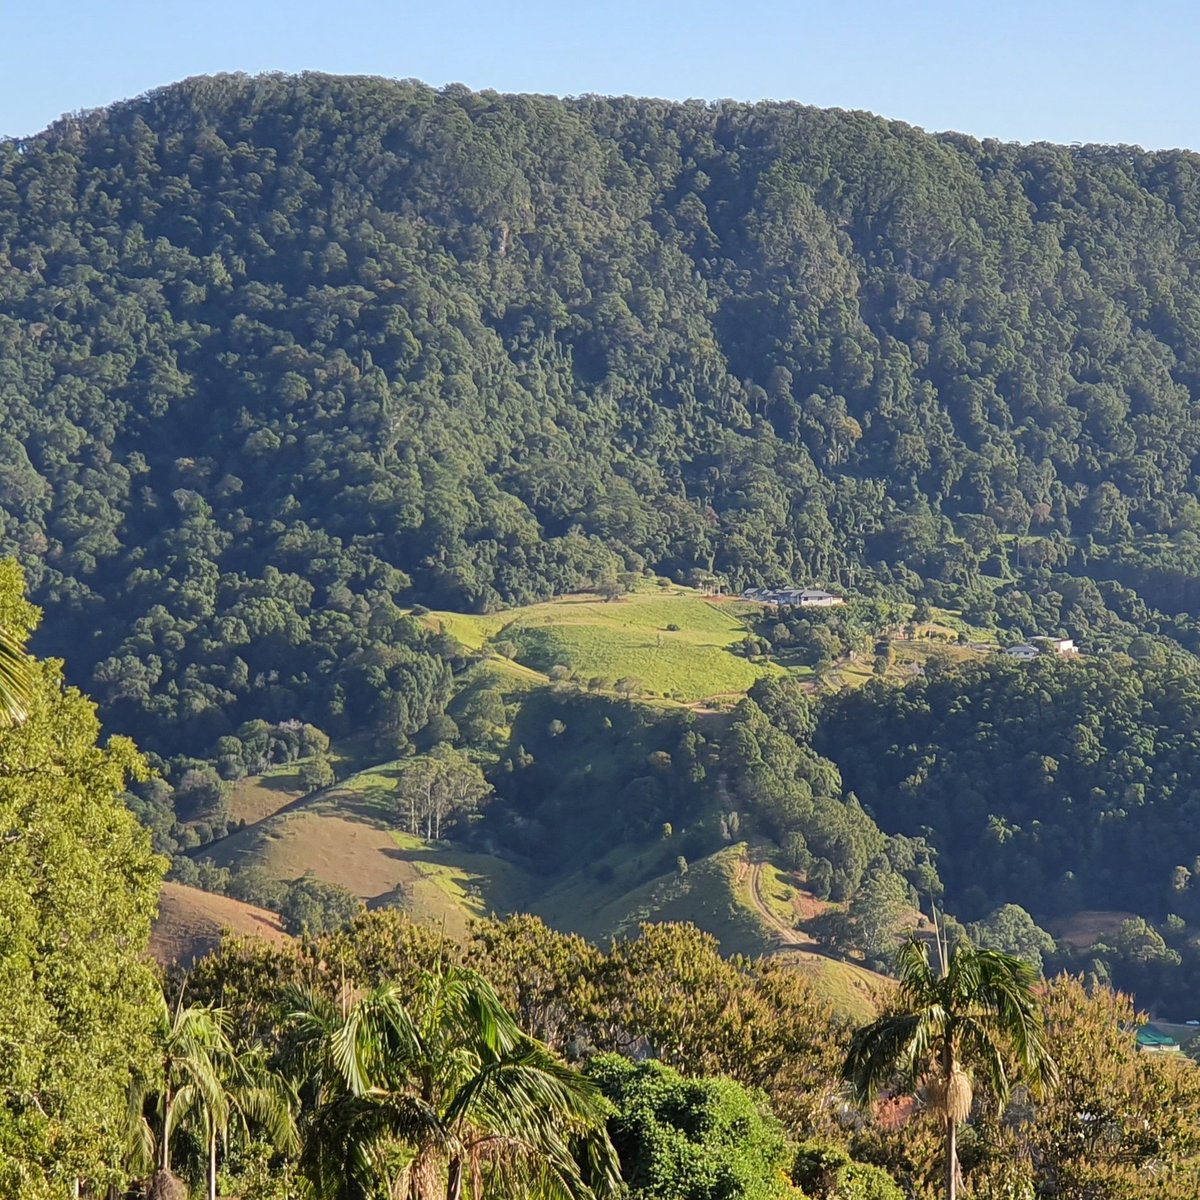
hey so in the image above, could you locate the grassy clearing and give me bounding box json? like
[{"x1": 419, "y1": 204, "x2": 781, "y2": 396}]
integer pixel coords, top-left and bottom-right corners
[
  {"x1": 785, "y1": 953, "x2": 894, "y2": 1024},
  {"x1": 385, "y1": 831, "x2": 532, "y2": 936},
  {"x1": 529, "y1": 840, "x2": 698, "y2": 940},
  {"x1": 468, "y1": 655, "x2": 548, "y2": 692},
  {"x1": 227, "y1": 767, "x2": 304, "y2": 825},
  {"x1": 1049, "y1": 909, "x2": 1139, "y2": 950},
  {"x1": 929, "y1": 605, "x2": 999, "y2": 643},
  {"x1": 568, "y1": 845, "x2": 777, "y2": 956},
  {"x1": 509, "y1": 624, "x2": 765, "y2": 700},
  {"x1": 754, "y1": 862, "x2": 809, "y2": 930},
  {"x1": 426, "y1": 589, "x2": 773, "y2": 702},
  {"x1": 423, "y1": 609, "x2": 509, "y2": 650},
  {"x1": 420, "y1": 587, "x2": 1004, "y2": 707}
]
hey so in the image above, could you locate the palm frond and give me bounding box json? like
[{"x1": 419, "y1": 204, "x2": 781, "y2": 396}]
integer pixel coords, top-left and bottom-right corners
[
  {"x1": 895, "y1": 937, "x2": 940, "y2": 1006},
  {"x1": 291, "y1": 964, "x2": 619, "y2": 1200},
  {"x1": 122, "y1": 1082, "x2": 157, "y2": 1176},
  {"x1": 845, "y1": 939, "x2": 1058, "y2": 1117},
  {"x1": 300, "y1": 1091, "x2": 434, "y2": 1200},
  {"x1": 843, "y1": 1013, "x2": 923, "y2": 1104},
  {"x1": 0, "y1": 625, "x2": 32, "y2": 729}
]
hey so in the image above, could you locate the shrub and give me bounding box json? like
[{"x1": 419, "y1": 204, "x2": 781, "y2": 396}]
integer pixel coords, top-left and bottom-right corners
[{"x1": 792, "y1": 1142, "x2": 903, "y2": 1200}]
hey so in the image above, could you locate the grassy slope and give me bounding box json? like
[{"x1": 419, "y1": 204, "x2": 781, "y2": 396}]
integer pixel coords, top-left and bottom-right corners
[
  {"x1": 530, "y1": 842, "x2": 894, "y2": 1021},
  {"x1": 204, "y1": 764, "x2": 896, "y2": 1020},
  {"x1": 425, "y1": 588, "x2": 1001, "y2": 705},
  {"x1": 427, "y1": 588, "x2": 773, "y2": 702},
  {"x1": 150, "y1": 881, "x2": 289, "y2": 968},
  {"x1": 537, "y1": 844, "x2": 775, "y2": 956},
  {"x1": 784, "y1": 953, "x2": 896, "y2": 1024},
  {"x1": 227, "y1": 766, "x2": 305, "y2": 825},
  {"x1": 207, "y1": 764, "x2": 534, "y2": 942}
]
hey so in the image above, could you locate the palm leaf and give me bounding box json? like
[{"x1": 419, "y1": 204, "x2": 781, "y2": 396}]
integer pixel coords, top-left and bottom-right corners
[{"x1": 0, "y1": 625, "x2": 32, "y2": 728}]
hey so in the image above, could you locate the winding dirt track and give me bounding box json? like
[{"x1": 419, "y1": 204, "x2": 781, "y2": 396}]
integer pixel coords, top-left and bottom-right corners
[{"x1": 746, "y1": 860, "x2": 812, "y2": 951}]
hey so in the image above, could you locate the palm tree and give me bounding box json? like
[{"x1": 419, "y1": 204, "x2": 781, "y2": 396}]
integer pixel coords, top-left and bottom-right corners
[
  {"x1": 130, "y1": 995, "x2": 296, "y2": 1200},
  {"x1": 201, "y1": 1044, "x2": 297, "y2": 1200},
  {"x1": 128, "y1": 996, "x2": 233, "y2": 1195},
  {"x1": 0, "y1": 624, "x2": 33, "y2": 728},
  {"x1": 843, "y1": 930, "x2": 1058, "y2": 1200},
  {"x1": 282, "y1": 964, "x2": 621, "y2": 1200}
]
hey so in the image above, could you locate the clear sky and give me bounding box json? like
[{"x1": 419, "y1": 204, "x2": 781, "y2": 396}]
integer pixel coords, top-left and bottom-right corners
[{"x1": 4, "y1": 0, "x2": 1199, "y2": 149}]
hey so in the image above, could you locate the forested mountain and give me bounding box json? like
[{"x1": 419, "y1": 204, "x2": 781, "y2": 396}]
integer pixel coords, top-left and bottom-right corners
[
  {"x1": 6, "y1": 73, "x2": 1200, "y2": 754},
  {"x1": 15, "y1": 74, "x2": 1200, "y2": 1195}
]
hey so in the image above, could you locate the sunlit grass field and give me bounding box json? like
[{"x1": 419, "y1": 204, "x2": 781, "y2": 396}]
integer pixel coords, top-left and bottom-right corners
[{"x1": 424, "y1": 588, "x2": 774, "y2": 701}]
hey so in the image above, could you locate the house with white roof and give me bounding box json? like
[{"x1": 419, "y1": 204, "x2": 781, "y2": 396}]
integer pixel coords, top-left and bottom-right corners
[{"x1": 1003, "y1": 643, "x2": 1041, "y2": 661}]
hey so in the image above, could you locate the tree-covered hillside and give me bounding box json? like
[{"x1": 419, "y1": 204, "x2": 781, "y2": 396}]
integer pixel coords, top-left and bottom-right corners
[{"x1": 6, "y1": 74, "x2": 1200, "y2": 753}]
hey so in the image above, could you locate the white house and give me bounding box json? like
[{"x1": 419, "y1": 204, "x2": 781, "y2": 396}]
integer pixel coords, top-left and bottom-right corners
[
  {"x1": 1003, "y1": 643, "x2": 1041, "y2": 661},
  {"x1": 1033, "y1": 636, "x2": 1078, "y2": 656},
  {"x1": 744, "y1": 586, "x2": 845, "y2": 608},
  {"x1": 795, "y1": 589, "x2": 844, "y2": 607}
]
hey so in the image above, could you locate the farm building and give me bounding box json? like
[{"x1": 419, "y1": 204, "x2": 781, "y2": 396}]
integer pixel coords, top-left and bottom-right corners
[
  {"x1": 1003, "y1": 644, "x2": 1041, "y2": 661},
  {"x1": 1135, "y1": 1024, "x2": 1182, "y2": 1054},
  {"x1": 742, "y1": 587, "x2": 844, "y2": 608},
  {"x1": 1033, "y1": 636, "x2": 1079, "y2": 656},
  {"x1": 1004, "y1": 637, "x2": 1080, "y2": 661}
]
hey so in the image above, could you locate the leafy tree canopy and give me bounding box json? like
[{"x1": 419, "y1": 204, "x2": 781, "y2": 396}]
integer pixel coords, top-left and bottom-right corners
[{"x1": 0, "y1": 562, "x2": 163, "y2": 1193}]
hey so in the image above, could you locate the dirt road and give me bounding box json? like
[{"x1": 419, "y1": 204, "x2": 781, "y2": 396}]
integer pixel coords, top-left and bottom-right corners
[{"x1": 746, "y1": 860, "x2": 812, "y2": 951}]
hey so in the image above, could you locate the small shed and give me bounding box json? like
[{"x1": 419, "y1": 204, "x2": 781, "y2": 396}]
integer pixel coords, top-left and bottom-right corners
[{"x1": 1135, "y1": 1024, "x2": 1181, "y2": 1053}]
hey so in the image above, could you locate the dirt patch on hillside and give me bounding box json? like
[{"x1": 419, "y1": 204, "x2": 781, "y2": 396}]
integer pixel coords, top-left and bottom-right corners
[{"x1": 1050, "y1": 909, "x2": 1138, "y2": 950}]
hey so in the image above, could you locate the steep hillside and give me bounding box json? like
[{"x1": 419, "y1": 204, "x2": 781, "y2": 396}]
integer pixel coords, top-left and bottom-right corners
[
  {"x1": 5, "y1": 75, "x2": 1200, "y2": 762},
  {"x1": 12, "y1": 73, "x2": 1200, "y2": 1018},
  {"x1": 191, "y1": 745, "x2": 895, "y2": 1019}
]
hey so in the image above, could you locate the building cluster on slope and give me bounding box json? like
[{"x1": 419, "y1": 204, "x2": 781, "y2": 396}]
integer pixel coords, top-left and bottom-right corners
[
  {"x1": 1002, "y1": 637, "x2": 1079, "y2": 660},
  {"x1": 741, "y1": 586, "x2": 845, "y2": 608}
]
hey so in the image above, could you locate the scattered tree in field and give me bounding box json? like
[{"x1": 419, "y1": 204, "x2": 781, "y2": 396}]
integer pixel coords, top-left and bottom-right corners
[
  {"x1": 299, "y1": 753, "x2": 336, "y2": 794},
  {"x1": 456, "y1": 687, "x2": 506, "y2": 741},
  {"x1": 847, "y1": 870, "x2": 913, "y2": 964},
  {"x1": 279, "y1": 875, "x2": 361, "y2": 936},
  {"x1": 393, "y1": 747, "x2": 492, "y2": 839}
]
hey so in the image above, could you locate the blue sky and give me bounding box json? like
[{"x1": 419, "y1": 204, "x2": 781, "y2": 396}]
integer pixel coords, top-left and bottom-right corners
[{"x1": 5, "y1": 0, "x2": 1199, "y2": 149}]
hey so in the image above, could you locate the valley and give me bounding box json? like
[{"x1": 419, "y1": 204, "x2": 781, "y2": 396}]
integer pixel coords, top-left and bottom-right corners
[{"x1": 7, "y1": 67, "x2": 1200, "y2": 1194}]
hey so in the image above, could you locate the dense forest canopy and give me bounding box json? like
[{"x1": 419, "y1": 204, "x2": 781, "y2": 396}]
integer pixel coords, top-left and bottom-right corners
[{"x1": 6, "y1": 73, "x2": 1200, "y2": 755}]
